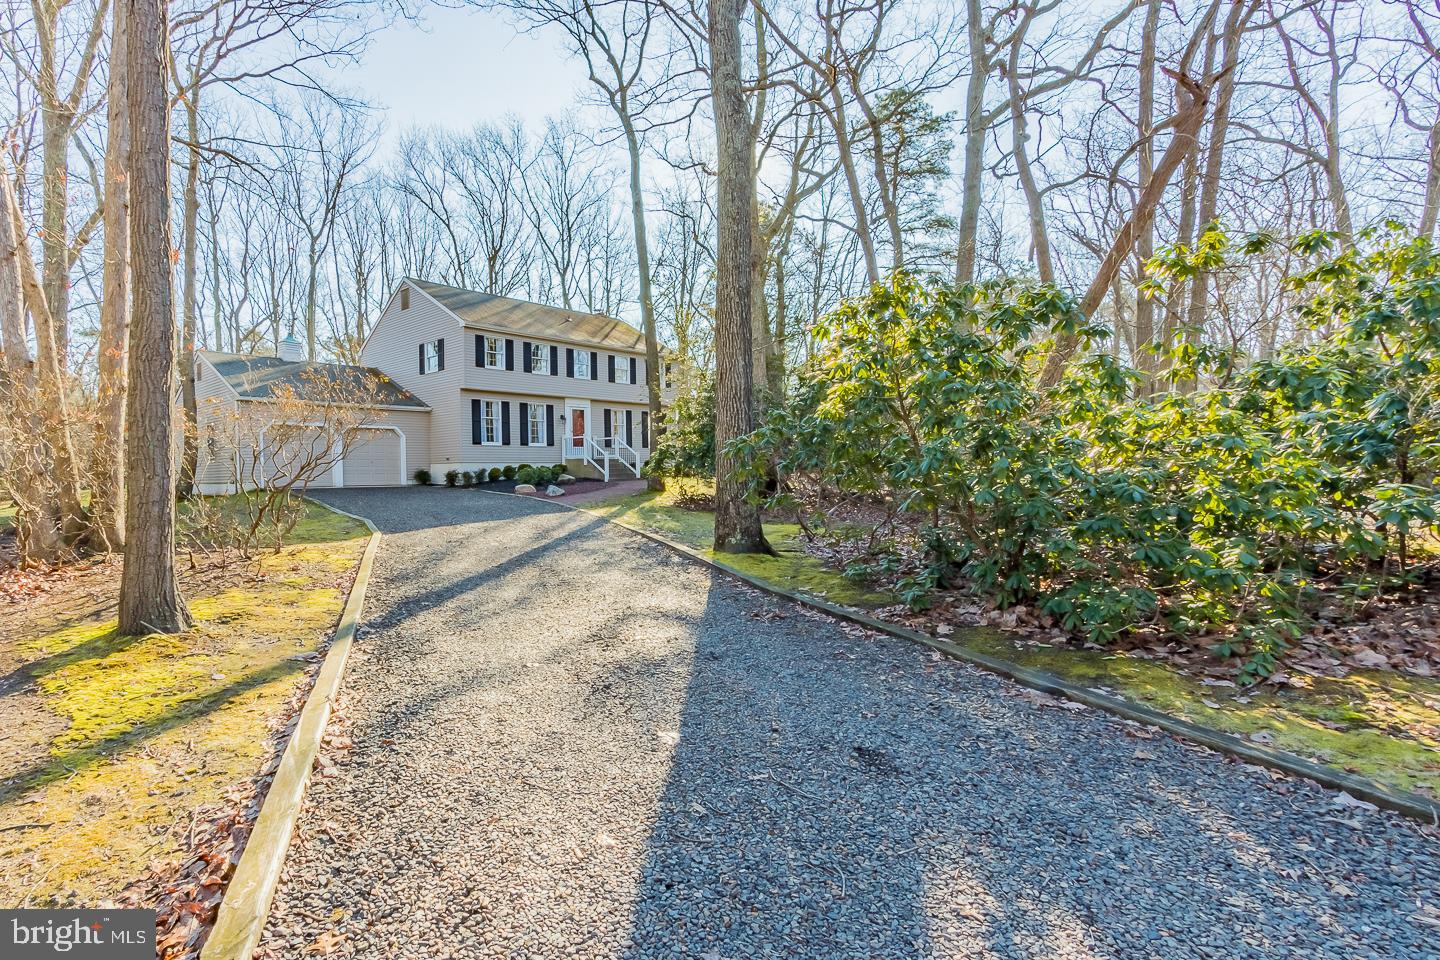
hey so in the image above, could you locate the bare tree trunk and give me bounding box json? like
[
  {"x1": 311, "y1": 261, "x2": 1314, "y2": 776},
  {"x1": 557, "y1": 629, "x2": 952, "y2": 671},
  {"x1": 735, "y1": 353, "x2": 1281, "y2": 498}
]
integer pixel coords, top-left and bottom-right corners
[
  {"x1": 709, "y1": 0, "x2": 769, "y2": 555},
  {"x1": 619, "y1": 115, "x2": 665, "y2": 492},
  {"x1": 1133, "y1": 0, "x2": 1161, "y2": 390},
  {"x1": 1421, "y1": 118, "x2": 1440, "y2": 239},
  {"x1": 94, "y1": 0, "x2": 131, "y2": 550},
  {"x1": 954, "y1": 0, "x2": 987, "y2": 285},
  {"x1": 0, "y1": 162, "x2": 65, "y2": 562},
  {"x1": 1006, "y1": 17, "x2": 1054, "y2": 284},
  {"x1": 119, "y1": 0, "x2": 191, "y2": 635},
  {"x1": 1038, "y1": 67, "x2": 1216, "y2": 389},
  {"x1": 177, "y1": 97, "x2": 200, "y2": 497}
]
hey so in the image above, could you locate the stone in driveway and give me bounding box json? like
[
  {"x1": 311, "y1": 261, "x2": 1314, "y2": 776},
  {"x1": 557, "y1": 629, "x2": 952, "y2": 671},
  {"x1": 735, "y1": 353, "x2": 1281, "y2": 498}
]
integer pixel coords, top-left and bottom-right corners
[{"x1": 258, "y1": 487, "x2": 1439, "y2": 960}]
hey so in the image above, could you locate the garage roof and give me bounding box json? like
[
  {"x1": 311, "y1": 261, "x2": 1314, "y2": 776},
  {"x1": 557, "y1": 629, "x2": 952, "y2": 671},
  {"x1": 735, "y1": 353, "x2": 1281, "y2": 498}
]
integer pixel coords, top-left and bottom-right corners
[
  {"x1": 202, "y1": 351, "x2": 429, "y2": 409},
  {"x1": 409, "y1": 279, "x2": 646, "y2": 352}
]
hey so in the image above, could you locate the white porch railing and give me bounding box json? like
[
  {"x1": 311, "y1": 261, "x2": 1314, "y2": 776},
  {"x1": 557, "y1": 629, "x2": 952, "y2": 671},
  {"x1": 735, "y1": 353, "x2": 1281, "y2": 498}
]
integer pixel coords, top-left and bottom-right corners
[{"x1": 585, "y1": 437, "x2": 642, "y2": 482}]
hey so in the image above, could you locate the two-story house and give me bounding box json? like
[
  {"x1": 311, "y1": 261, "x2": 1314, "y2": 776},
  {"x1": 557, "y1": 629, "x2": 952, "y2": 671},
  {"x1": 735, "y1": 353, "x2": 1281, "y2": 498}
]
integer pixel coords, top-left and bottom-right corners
[{"x1": 193, "y1": 278, "x2": 667, "y2": 493}]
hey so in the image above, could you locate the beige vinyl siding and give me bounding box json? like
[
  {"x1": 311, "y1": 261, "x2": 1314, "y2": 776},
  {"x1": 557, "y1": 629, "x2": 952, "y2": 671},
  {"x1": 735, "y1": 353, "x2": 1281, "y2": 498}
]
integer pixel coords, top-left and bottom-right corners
[
  {"x1": 462, "y1": 327, "x2": 651, "y2": 407},
  {"x1": 360, "y1": 281, "x2": 456, "y2": 469},
  {"x1": 448, "y1": 391, "x2": 567, "y2": 473},
  {"x1": 195, "y1": 356, "x2": 242, "y2": 493},
  {"x1": 374, "y1": 408, "x2": 429, "y2": 481}
]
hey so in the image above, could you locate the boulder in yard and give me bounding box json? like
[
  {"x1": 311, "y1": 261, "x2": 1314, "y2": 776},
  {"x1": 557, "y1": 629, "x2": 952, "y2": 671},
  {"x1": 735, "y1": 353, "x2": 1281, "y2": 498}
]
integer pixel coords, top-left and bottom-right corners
[
  {"x1": 557, "y1": 474, "x2": 576, "y2": 485},
  {"x1": 546, "y1": 484, "x2": 565, "y2": 497},
  {"x1": 514, "y1": 483, "x2": 537, "y2": 494}
]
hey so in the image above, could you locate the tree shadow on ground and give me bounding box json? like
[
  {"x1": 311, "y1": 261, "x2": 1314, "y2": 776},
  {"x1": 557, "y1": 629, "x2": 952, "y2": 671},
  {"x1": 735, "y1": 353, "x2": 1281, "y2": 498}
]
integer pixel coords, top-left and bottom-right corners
[{"x1": 619, "y1": 576, "x2": 1436, "y2": 960}]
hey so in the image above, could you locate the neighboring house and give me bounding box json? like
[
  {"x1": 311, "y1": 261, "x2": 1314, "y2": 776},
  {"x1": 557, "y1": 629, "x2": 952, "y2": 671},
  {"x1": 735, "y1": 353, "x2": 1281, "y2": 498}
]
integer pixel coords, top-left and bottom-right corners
[
  {"x1": 195, "y1": 278, "x2": 671, "y2": 492},
  {"x1": 360, "y1": 278, "x2": 672, "y2": 480}
]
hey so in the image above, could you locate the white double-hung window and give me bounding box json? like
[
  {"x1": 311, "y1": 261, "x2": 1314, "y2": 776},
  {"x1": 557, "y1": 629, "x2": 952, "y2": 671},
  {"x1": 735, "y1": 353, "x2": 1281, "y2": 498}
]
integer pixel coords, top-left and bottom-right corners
[
  {"x1": 528, "y1": 404, "x2": 545, "y2": 445},
  {"x1": 484, "y1": 336, "x2": 503, "y2": 367},
  {"x1": 574, "y1": 349, "x2": 591, "y2": 379},
  {"x1": 481, "y1": 399, "x2": 502, "y2": 445},
  {"x1": 530, "y1": 342, "x2": 549, "y2": 374},
  {"x1": 615, "y1": 357, "x2": 632, "y2": 384}
]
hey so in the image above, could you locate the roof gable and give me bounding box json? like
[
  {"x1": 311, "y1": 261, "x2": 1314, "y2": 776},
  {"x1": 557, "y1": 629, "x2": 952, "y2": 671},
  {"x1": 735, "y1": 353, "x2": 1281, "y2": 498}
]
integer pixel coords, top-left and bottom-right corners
[
  {"x1": 200, "y1": 352, "x2": 429, "y2": 409},
  {"x1": 409, "y1": 279, "x2": 645, "y2": 352}
]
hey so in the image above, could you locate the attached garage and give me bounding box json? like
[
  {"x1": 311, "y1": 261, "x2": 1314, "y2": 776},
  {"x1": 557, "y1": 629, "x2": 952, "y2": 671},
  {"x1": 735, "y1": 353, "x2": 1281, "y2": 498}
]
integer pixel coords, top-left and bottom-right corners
[
  {"x1": 195, "y1": 348, "x2": 430, "y2": 494},
  {"x1": 340, "y1": 427, "x2": 406, "y2": 487}
]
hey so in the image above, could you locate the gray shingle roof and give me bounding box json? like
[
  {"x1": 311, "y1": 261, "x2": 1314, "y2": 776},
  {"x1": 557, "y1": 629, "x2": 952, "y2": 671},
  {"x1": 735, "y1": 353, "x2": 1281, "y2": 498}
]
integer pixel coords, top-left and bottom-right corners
[
  {"x1": 409, "y1": 279, "x2": 646, "y2": 352},
  {"x1": 201, "y1": 352, "x2": 429, "y2": 409}
]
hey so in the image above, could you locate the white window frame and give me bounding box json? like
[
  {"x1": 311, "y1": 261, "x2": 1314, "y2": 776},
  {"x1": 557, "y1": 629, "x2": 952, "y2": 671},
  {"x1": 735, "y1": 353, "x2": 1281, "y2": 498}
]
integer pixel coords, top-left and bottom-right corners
[
  {"x1": 574, "y1": 350, "x2": 591, "y2": 379},
  {"x1": 530, "y1": 342, "x2": 549, "y2": 374},
  {"x1": 611, "y1": 408, "x2": 629, "y2": 445},
  {"x1": 615, "y1": 357, "x2": 632, "y2": 385},
  {"x1": 422, "y1": 340, "x2": 441, "y2": 374},
  {"x1": 481, "y1": 399, "x2": 501, "y2": 445},
  {"x1": 528, "y1": 404, "x2": 545, "y2": 445},
  {"x1": 484, "y1": 336, "x2": 502, "y2": 367}
]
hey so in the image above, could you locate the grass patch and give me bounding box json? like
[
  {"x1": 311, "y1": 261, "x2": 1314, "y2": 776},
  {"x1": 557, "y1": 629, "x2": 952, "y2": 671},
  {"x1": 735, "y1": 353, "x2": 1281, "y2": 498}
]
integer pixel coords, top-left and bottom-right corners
[
  {"x1": 579, "y1": 485, "x2": 892, "y2": 610},
  {"x1": 0, "y1": 497, "x2": 368, "y2": 906},
  {"x1": 582, "y1": 484, "x2": 1439, "y2": 800}
]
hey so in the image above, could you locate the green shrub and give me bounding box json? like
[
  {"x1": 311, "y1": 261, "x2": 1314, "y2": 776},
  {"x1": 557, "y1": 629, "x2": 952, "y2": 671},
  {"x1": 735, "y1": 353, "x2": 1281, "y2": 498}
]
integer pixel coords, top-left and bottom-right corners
[
  {"x1": 516, "y1": 466, "x2": 536, "y2": 486},
  {"x1": 739, "y1": 229, "x2": 1440, "y2": 679},
  {"x1": 444, "y1": 469, "x2": 460, "y2": 487},
  {"x1": 554, "y1": 463, "x2": 566, "y2": 475},
  {"x1": 413, "y1": 469, "x2": 432, "y2": 486},
  {"x1": 502, "y1": 465, "x2": 517, "y2": 481},
  {"x1": 647, "y1": 377, "x2": 714, "y2": 481},
  {"x1": 488, "y1": 467, "x2": 502, "y2": 482},
  {"x1": 461, "y1": 471, "x2": 476, "y2": 487}
]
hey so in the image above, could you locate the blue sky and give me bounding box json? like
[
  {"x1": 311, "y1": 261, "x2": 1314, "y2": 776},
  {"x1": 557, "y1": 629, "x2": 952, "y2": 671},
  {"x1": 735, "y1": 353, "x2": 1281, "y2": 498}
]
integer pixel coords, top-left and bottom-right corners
[{"x1": 345, "y1": 6, "x2": 593, "y2": 149}]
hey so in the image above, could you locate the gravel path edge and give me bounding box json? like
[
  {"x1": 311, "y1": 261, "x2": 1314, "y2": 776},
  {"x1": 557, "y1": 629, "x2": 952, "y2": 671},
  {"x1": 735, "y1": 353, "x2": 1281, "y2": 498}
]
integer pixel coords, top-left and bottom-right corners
[
  {"x1": 490, "y1": 488, "x2": 1440, "y2": 825},
  {"x1": 200, "y1": 502, "x2": 382, "y2": 960}
]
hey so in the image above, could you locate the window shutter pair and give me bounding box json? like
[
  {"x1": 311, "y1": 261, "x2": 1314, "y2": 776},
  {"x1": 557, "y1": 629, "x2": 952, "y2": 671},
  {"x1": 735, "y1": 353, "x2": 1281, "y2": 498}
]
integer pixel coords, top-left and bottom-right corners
[
  {"x1": 475, "y1": 334, "x2": 485, "y2": 367},
  {"x1": 470, "y1": 398, "x2": 484, "y2": 444},
  {"x1": 603, "y1": 409, "x2": 612, "y2": 448},
  {"x1": 545, "y1": 404, "x2": 555, "y2": 445},
  {"x1": 505, "y1": 339, "x2": 515, "y2": 371},
  {"x1": 501, "y1": 401, "x2": 511, "y2": 444},
  {"x1": 590, "y1": 351, "x2": 598, "y2": 380},
  {"x1": 630, "y1": 357, "x2": 638, "y2": 384},
  {"x1": 519, "y1": 402, "x2": 530, "y2": 446},
  {"x1": 522, "y1": 341, "x2": 532, "y2": 373},
  {"x1": 607, "y1": 354, "x2": 616, "y2": 383}
]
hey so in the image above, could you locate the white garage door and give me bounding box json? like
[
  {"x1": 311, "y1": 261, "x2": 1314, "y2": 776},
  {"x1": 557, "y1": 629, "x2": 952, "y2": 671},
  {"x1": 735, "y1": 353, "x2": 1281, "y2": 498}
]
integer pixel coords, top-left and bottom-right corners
[
  {"x1": 266, "y1": 428, "x2": 336, "y2": 488},
  {"x1": 343, "y1": 429, "x2": 403, "y2": 487}
]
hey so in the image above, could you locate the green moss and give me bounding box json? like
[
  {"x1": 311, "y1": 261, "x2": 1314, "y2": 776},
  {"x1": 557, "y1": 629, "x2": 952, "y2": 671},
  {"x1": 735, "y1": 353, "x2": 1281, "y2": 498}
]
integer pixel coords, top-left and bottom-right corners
[
  {"x1": 0, "y1": 503, "x2": 366, "y2": 906},
  {"x1": 581, "y1": 489, "x2": 892, "y2": 609},
  {"x1": 0, "y1": 499, "x2": 13, "y2": 531},
  {"x1": 956, "y1": 630, "x2": 1440, "y2": 797}
]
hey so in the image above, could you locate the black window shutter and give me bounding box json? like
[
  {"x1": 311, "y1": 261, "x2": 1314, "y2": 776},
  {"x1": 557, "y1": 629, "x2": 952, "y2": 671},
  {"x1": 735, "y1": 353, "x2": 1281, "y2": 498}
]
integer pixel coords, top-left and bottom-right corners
[
  {"x1": 505, "y1": 339, "x2": 515, "y2": 371},
  {"x1": 519, "y1": 402, "x2": 529, "y2": 445},
  {"x1": 476, "y1": 334, "x2": 485, "y2": 367},
  {"x1": 418, "y1": 343, "x2": 424, "y2": 374},
  {"x1": 566, "y1": 348, "x2": 574, "y2": 377},
  {"x1": 626, "y1": 409, "x2": 633, "y2": 445},
  {"x1": 437, "y1": 338, "x2": 445, "y2": 371},
  {"x1": 501, "y1": 401, "x2": 511, "y2": 444},
  {"x1": 471, "y1": 398, "x2": 483, "y2": 444},
  {"x1": 550, "y1": 345, "x2": 559, "y2": 376},
  {"x1": 603, "y1": 408, "x2": 612, "y2": 447},
  {"x1": 590, "y1": 352, "x2": 598, "y2": 380},
  {"x1": 522, "y1": 341, "x2": 532, "y2": 373},
  {"x1": 607, "y1": 354, "x2": 616, "y2": 382},
  {"x1": 641, "y1": 411, "x2": 650, "y2": 448},
  {"x1": 546, "y1": 404, "x2": 555, "y2": 445},
  {"x1": 630, "y1": 357, "x2": 637, "y2": 383}
]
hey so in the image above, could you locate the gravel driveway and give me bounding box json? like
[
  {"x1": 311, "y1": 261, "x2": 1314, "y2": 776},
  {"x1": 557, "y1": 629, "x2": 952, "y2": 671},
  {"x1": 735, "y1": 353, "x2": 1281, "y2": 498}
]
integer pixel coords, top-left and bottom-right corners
[{"x1": 261, "y1": 487, "x2": 1438, "y2": 960}]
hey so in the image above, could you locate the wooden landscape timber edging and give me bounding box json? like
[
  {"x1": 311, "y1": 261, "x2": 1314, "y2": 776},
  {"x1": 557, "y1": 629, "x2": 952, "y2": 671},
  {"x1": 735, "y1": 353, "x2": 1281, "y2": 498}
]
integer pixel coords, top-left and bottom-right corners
[
  {"x1": 487, "y1": 489, "x2": 1440, "y2": 826},
  {"x1": 200, "y1": 501, "x2": 381, "y2": 960}
]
